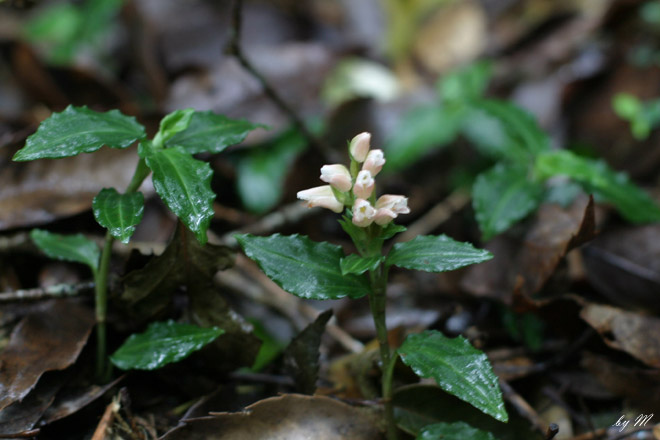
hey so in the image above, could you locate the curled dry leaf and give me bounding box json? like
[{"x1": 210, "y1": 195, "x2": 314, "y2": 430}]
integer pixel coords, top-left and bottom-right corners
[
  {"x1": 160, "y1": 394, "x2": 382, "y2": 440},
  {"x1": 0, "y1": 300, "x2": 95, "y2": 411},
  {"x1": 461, "y1": 195, "x2": 595, "y2": 304},
  {"x1": 580, "y1": 303, "x2": 660, "y2": 368}
]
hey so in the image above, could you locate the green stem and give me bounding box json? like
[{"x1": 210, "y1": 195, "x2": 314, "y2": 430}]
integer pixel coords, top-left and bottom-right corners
[
  {"x1": 94, "y1": 157, "x2": 151, "y2": 382},
  {"x1": 369, "y1": 265, "x2": 397, "y2": 440}
]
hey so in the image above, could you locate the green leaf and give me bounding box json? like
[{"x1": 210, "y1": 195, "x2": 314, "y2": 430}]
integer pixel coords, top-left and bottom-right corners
[
  {"x1": 437, "y1": 61, "x2": 492, "y2": 104},
  {"x1": 110, "y1": 320, "x2": 224, "y2": 370},
  {"x1": 535, "y1": 150, "x2": 660, "y2": 223},
  {"x1": 386, "y1": 235, "x2": 492, "y2": 272},
  {"x1": 612, "y1": 93, "x2": 642, "y2": 120},
  {"x1": 398, "y1": 331, "x2": 508, "y2": 422},
  {"x1": 165, "y1": 111, "x2": 266, "y2": 154},
  {"x1": 340, "y1": 254, "x2": 383, "y2": 276},
  {"x1": 472, "y1": 165, "x2": 545, "y2": 240},
  {"x1": 461, "y1": 100, "x2": 549, "y2": 161},
  {"x1": 384, "y1": 105, "x2": 463, "y2": 172},
  {"x1": 381, "y1": 223, "x2": 407, "y2": 240},
  {"x1": 236, "y1": 127, "x2": 307, "y2": 214},
  {"x1": 30, "y1": 229, "x2": 99, "y2": 272},
  {"x1": 92, "y1": 188, "x2": 144, "y2": 244},
  {"x1": 235, "y1": 234, "x2": 371, "y2": 300},
  {"x1": 418, "y1": 421, "x2": 497, "y2": 440},
  {"x1": 140, "y1": 142, "x2": 215, "y2": 244},
  {"x1": 154, "y1": 108, "x2": 195, "y2": 147},
  {"x1": 13, "y1": 105, "x2": 146, "y2": 161}
]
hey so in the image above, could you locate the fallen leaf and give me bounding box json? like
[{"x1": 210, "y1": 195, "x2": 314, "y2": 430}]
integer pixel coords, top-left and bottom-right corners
[
  {"x1": 0, "y1": 299, "x2": 95, "y2": 411},
  {"x1": 0, "y1": 146, "x2": 153, "y2": 230},
  {"x1": 121, "y1": 223, "x2": 260, "y2": 371},
  {"x1": 160, "y1": 394, "x2": 382, "y2": 440},
  {"x1": 462, "y1": 196, "x2": 595, "y2": 303},
  {"x1": 582, "y1": 224, "x2": 660, "y2": 312},
  {"x1": 580, "y1": 303, "x2": 660, "y2": 368},
  {"x1": 283, "y1": 309, "x2": 333, "y2": 395}
]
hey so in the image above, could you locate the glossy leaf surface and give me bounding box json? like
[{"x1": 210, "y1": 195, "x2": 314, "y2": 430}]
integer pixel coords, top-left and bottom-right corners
[
  {"x1": 166, "y1": 111, "x2": 265, "y2": 154},
  {"x1": 30, "y1": 229, "x2": 99, "y2": 271},
  {"x1": 386, "y1": 235, "x2": 492, "y2": 272},
  {"x1": 141, "y1": 143, "x2": 215, "y2": 244},
  {"x1": 340, "y1": 254, "x2": 383, "y2": 276},
  {"x1": 92, "y1": 188, "x2": 144, "y2": 244},
  {"x1": 13, "y1": 105, "x2": 145, "y2": 161},
  {"x1": 535, "y1": 150, "x2": 660, "y2": 223},
  {"x1": 473, "y1": 165, "x2": 544, "y2": 240},
  {"x1": 398, "y1": 331, "x2": 508, "y2": 422},
  {"x1": 235, "y1": 234, "x2": 371, "y2": 300},
  {"x1": 417, "y1": 421, "x2": 497, "y2": 440},
  {"x1": 110, "y1": 320, "x2": 224, "y2": 370}
]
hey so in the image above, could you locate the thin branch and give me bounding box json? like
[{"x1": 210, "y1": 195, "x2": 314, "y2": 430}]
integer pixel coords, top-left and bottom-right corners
[
  {"x1": 0, "y1": 281, "x2": 94, "y2": 303},
  {"x1": 226, "y1": 0, "x2": 334, "y2": 162}
]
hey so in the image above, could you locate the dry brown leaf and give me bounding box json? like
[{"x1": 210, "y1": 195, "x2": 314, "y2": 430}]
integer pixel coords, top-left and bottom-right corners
[
  {"x1": 0, "y1": 300, "x2": 95, "y2": 411},
  {"x1": 160, "y1": 394, "x2": 382, "y2": 440},
  {"x1": 580, "y1": 303, "x2": 660, "y2": 368},
  {"x1": 0, "y1": 146, "x2": 152, "y2": 230}
]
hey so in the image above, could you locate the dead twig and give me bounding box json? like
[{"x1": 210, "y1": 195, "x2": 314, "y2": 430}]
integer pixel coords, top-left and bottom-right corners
[
  {"x1": 0, "y1": 430, "x2": 40, "y2": 439},
  {"x1": 0, "y1": 281, "x2": 94, "y2": 303},
  {"x1": 226, "y1": 0, "x2": 334, "y2": 162},
  {"x1": 395, "y1": 189, "x2": 470, "y2": 243},
  {"x1": 499, "y1": 379, "x2": 548, "y2": 435},
  {"x1": 91, "y1": 397, "x2": 120, "y2": 440}
]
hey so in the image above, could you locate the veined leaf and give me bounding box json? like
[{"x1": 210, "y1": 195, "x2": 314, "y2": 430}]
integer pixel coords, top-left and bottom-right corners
[
  {"x1": 418, "y1": 421, "x2": 497, "y2": 440},
  {"x1": 140, "y1": 143, "x2": 215, "y2": 244},
  {"x1": 473, "y1": 164, "x2": 545, "y2": 240},
  {"x1": 535, "y1": 150, "x2": 660, "y2": 223},
  {"x1": 386, "y1": 235, "x2": 492, "y2": 272},
  {"x1": 166, "y1": 111, "x2": 266, "y2": 154},
  {"x1": 154, "y1": 108, "x2": 194, "y2": 147},
  {"x1": 398, "y1": 330, "x2": 508, "y2": 422},
  {"x1": 31, "y1": 229, "x2": 99, "y2": 272},
  {"x1": 13, "y1": 105, "x2": 145, "y2": 161},
  {"x1": 110, "y1": 320, "x2": 224, "y2": 370},
  {"x1": 461, "y1": 100, "x2": 549, "y2": 161},
  {"x1": 384, "y1": 105, "x2": 463, "y2": 172},
  {"x1": 340, "y1": 254, "x2": 383, "y2": 276},
  {"x1": 235, "y1": 234, "x2": 371, "y2": 300},
  {"x1": 93, "y1": 188, "x2": 144, "y2": 244}
]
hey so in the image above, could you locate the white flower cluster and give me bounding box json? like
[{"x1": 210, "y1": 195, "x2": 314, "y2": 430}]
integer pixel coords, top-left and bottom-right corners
[{"x1": 297, "y1": 132, "x2": 410, "y2": 227}]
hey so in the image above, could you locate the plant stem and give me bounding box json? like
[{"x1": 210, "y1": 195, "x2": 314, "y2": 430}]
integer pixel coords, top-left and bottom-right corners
[
  {"x1": 369, "y1": 266, "x2": 397, "y2": 440},
  {"x1": 94, "y1": 158, "x2": 151, "y2": 382}
]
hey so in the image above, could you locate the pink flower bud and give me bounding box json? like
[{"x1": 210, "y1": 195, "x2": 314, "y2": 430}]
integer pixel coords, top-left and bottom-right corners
[
  {"x1": 352, "y1": 198, "x2": 376, "y2": 227},
  {"x1": 349, "y1": 132, "x2": 371, "y2": 162},
  {"x1": 297, "y1": 185, "x2": 344, "y2": 213},
  {"x1": 353, "y1": 170, "x2": 375, "y2": 199},
  {"x1": 373, "y1": 208, "x2": 397, "y2": 226},
  {"x1": 362, "y1": 149, "x2": 385, "y2": 176},
  {"x1": 320, "y1": 164, "x2": 352, "y2": 192},
  {"x1": 375, "y1": 195, "x2": 410, "y2": 215}
]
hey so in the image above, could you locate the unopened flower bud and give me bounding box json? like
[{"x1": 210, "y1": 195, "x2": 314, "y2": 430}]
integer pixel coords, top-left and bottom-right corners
[
  {"x1": 297, "y1": 185, "x2": 344, "y2": 213},
  {"x1": 375, "y1": 195, "x2": 410, "y2": 215},
  {"x1": 349, "y1": 132, "x2": 371, "y2": 162},
  {"x1": 352, "y1": 198, "x2": 376, "y2": 227},
  {"x1": 373, "y1": 208, "x2": 397, "y2": 226},
  {"x1": 320, "y1": 164, "x2": 352, "y2": 192},
  {"x1": 362, "y1": 149, "x2": 385, "y2": 176},
  {"x1": 353, "y1": 170, "x2": 375, "y2": 199}
]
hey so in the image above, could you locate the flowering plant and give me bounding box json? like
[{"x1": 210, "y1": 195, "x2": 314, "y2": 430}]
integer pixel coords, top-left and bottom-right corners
[{"x1": 236, "y1": 133, "x2": 508, "y2": 439}]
